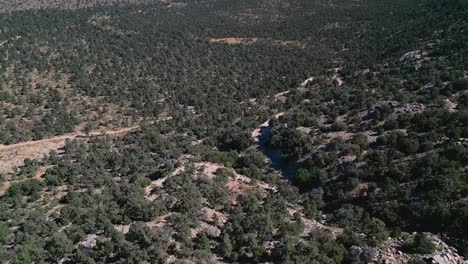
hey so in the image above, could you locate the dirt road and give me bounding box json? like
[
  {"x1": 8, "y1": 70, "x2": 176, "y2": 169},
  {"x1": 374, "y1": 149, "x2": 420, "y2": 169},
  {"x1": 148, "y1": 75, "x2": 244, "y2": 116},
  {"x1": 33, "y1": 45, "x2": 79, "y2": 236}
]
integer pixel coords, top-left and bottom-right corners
[{"x1": 0, "y1": 125, "x2": 140, "y2": 173}]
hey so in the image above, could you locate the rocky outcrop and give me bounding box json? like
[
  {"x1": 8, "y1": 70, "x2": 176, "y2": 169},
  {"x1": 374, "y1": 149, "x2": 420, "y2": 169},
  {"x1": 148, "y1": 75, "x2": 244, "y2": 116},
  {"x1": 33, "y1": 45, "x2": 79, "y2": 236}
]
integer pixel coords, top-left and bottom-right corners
[
  {"x1": 373, "y1": 234, "x2": 466, "y2": 264},
  {"x1": 369, "y1": 101, "x2": 426, "y2": 119},
  {"x1": 400, "y1": 50, "x2": 431, "y2": 70},
  {"x1": 392, "y1": 102, "x2": 426, "y2": 116}
]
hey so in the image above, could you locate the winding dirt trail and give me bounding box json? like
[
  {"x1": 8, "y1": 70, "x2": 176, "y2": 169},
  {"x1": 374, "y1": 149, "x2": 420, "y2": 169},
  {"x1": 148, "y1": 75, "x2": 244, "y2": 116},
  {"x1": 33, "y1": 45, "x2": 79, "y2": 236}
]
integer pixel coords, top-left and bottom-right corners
[{"x1": 0, "y1": 125, "x2": 140, "y2": 173}]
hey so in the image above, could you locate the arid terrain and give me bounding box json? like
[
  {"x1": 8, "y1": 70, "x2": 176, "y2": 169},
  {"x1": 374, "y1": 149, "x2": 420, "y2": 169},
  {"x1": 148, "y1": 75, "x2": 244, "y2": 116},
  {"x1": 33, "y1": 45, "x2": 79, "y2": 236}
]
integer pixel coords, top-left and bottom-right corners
[{"x1": 0, "y1": 0, "x2": 466, "y2": 263}]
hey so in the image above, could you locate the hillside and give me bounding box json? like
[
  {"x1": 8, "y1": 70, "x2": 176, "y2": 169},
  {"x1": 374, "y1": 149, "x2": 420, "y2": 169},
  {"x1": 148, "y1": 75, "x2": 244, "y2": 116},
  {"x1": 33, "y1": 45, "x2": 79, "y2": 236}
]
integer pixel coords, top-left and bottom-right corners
[
  {"x1": 0, "y1": 0, "x2": 467, "y2": 263},
  {"x1": 0, "y1": 0, "x2": 161, "y2": 12}
]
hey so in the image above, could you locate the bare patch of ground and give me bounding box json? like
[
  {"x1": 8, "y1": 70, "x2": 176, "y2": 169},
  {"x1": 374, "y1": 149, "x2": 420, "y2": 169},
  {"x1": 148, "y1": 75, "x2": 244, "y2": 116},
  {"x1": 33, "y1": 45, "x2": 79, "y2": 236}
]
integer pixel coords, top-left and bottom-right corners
[
  {"x1": 445, "y1": 99, "x2": 458, "y2": 112},
  {"x1": 146, "y1": 213, "x2": 173, "y2": 229},
  {"x1": 207, "y1": 38, "x2": 304, "y2": 48},
  {"x1": 114, "y1": 224, "x2": 131, "y2": 234},
  {"x1": 208, "y1": 37, "x2": 259, "y2": 45},
  {"x1": 286, "y1": 207, "x2": 343, "y2": 238},
  {"x1": 157, "y1": 112, "x2": 173, "y2": 121},
  {"x1": 300, "y1": 77, "x2": 315, "y2": 87},
  {"x1": 191, "y1": 222, "x2": 221, "y2": 238},
  {"x1": 274, "y1": 90, "x2": 290, "y2": 102},
  {"x1": 200, "y1": 207, "x2": 228, "y2": 225},
  {"x1": 252, "y1": 112, "x2": 285, "y2": 141},
  {"x1": 0, "y1": 165, "x2": 50, "y2": 196},
  {"x1": 194, "y1": 162, "x2": 225, "y2": 179},
  {"x1": 323, "y1": 131, "x2": 354, "y2": 141},
  {"x1": 350, "y1": 183, "x2": 369, "y2": 198}
]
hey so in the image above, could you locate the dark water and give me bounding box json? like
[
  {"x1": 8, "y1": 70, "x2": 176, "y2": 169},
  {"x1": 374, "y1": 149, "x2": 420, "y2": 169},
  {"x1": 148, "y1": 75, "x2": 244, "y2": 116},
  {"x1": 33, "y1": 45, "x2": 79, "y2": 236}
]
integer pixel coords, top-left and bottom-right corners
[{"x1": 257, "y1": 125, "x2": 299, "y2": 179}]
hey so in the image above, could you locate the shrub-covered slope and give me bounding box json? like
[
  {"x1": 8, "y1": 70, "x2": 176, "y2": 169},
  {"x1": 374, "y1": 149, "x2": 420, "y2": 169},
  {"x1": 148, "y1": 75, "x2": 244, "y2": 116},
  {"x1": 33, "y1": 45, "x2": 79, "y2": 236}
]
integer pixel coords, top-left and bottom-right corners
[{"x1": 0, "y1": 0, "x2": 466, "y2": 263}]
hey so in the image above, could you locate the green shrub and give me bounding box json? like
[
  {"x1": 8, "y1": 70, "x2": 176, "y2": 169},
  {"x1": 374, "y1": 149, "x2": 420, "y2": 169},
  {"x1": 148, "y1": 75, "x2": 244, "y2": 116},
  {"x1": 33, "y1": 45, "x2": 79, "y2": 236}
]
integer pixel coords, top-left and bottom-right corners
[{"x1": 403, "y1": 233, "x2": 436, "y2": 254}]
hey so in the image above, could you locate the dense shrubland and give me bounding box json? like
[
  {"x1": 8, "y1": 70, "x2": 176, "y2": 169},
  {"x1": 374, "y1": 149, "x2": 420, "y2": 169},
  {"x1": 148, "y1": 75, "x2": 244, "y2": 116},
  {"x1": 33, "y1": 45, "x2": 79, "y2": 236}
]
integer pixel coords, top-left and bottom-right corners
[{"x1": 0, "y1": 0, "x2": 466, "y2": 262}]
